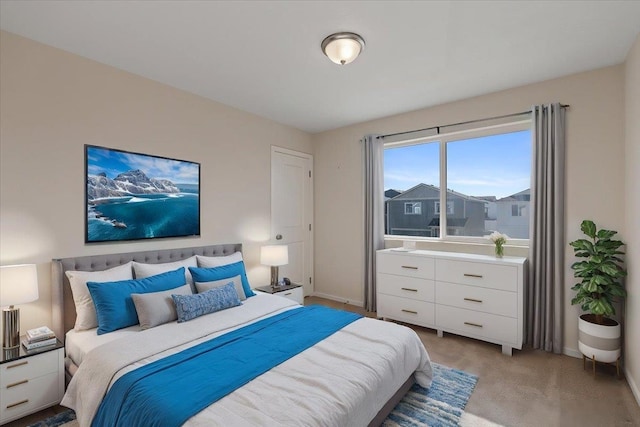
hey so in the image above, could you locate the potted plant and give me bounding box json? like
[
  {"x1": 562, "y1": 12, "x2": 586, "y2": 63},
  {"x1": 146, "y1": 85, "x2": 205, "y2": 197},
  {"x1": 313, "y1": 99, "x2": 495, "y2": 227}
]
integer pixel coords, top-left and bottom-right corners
[{"x1": 570, "y1": 220, "x2": 627, "y2": 366}]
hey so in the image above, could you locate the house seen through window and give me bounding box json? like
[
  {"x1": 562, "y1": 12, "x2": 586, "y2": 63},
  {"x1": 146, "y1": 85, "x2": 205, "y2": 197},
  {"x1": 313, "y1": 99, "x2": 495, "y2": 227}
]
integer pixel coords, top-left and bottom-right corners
[{"x1": 384, "y1": 124, "x2": 531, "y2": 240}]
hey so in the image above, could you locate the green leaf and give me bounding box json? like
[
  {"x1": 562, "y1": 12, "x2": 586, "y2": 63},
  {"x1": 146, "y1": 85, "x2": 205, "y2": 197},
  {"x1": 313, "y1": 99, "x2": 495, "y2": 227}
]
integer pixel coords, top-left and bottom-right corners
[
  {"x1": 596, "y1": 229, "x2": 617, "y2": 240},
  {"x1": 581, "y1": 220, "x2": 597, "y2": 239}
]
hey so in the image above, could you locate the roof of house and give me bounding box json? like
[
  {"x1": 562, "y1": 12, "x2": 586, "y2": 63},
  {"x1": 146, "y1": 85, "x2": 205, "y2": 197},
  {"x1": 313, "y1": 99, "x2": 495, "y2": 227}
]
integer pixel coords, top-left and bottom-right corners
[
  {"x1": 388, "y1": 183, "x2": 486, "y2": 203},
  {"x1": 497, "y1": 188, "x2": 531, "y2": 202}
]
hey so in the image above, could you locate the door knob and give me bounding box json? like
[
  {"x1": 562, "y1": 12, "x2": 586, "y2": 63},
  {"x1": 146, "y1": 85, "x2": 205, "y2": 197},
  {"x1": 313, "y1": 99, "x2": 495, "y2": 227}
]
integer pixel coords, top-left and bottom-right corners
[{"x1": 276, "y1": 234, "x2": 283, "y2": 240}]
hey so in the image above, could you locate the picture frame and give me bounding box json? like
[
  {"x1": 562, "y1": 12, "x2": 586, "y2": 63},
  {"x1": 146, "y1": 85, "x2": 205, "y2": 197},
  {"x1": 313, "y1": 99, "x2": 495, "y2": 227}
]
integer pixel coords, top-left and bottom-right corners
[{"x1": 85, "y1": 145, "x2": 201, "y2": 243}]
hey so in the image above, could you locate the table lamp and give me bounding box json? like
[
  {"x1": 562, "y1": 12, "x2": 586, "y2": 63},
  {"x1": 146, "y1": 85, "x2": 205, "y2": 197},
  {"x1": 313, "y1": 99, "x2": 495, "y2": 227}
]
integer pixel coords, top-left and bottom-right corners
[
  {"x1": 260, "y1": 245, "x2": 289, "y2": 288},
  {"x1": 1, "y1": 264, "x2": 39, "y2": 348}
]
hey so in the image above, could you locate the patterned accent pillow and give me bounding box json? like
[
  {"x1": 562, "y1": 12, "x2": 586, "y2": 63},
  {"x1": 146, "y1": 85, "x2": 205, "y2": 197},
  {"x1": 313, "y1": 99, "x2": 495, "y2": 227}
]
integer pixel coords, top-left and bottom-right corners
[{"x1": 172, "y1": 282, "x2": 241, "y2": 322}]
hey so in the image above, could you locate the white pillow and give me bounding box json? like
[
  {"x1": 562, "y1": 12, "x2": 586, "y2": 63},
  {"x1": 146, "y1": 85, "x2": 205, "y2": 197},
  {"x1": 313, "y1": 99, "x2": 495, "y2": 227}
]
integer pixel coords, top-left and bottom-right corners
[
  {"x1": 132, "y1": 284, "x2": 192, "y2": 330},
  {"x1": 133, "y1": 256, "x2": 197, "y2": 288},
  {"x1": 66, "y1": 262, "x2": 133, "y2": 331},
  {"x1": 195, "y1": 275, "x2": 246, "y2": 301},
  {"x1": 196, "y1": 252, "x2": 243, "y2": 268}
]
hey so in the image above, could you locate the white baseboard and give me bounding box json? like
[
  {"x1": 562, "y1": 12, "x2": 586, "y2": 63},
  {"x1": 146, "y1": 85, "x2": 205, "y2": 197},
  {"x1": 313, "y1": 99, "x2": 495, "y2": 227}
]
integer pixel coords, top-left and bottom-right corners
[
  {"x1": 563, "y1": 347, "x2": 582, "y2": 359},
  {"x1": 625, "y1": 367, "x2": 640, "y2": 407},
  {"x1": 311, "y1": 292, "x2": 364, "y2": 308}
]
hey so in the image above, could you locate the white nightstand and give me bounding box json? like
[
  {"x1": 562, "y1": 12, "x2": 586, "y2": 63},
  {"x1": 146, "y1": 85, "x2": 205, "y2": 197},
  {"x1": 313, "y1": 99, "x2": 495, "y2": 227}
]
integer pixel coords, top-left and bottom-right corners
[
  {"x1": 254, "y1": 284, "x2": 304, "y2": 305},
  {"x1": 0, "y1": 339, "x2": 65, "y2": 425}
]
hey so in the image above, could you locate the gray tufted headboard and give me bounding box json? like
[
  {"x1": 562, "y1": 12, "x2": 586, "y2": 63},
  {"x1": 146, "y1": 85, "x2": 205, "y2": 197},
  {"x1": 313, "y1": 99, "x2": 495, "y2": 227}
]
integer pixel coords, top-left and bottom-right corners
[{"x1": 51, "y1": 243, "x2": 242, "y2": 342}]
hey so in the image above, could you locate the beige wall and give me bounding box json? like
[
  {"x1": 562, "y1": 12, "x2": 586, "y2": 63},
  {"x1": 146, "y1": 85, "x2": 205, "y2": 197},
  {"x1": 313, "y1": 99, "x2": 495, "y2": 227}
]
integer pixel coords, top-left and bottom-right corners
[
  {"x1": 624, "y1": 33, "x2": 640, "y2": 404},
  {"x1": 313, "y1": 65, "x2": 626, "y2": 356},
  {"x1": 0, "y1": 31, "x2": 312, "y2": 335}
]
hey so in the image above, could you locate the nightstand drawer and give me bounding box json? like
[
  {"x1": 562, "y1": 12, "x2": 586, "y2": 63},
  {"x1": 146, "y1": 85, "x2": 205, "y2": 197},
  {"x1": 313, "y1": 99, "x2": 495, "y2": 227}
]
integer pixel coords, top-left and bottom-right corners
[
  {"x1": 0, "y1": 350, "x2": 58, "y2": 385},
  {"x1": 378, "y1": 273, "x2": 435, "y2": 302},
  {"x1": 435, "y1": 281, "x2": 517, "y2": 317},
  {"x1": 276, "y1": 286, "x2": 304, "y2": 305},
  {"x1": 377, "y1": 253, "x2": 435, "y2": 279},
  {"x1": 435, "y1": 259, "x2": 517, "y2": 291},
  {"x1": 1, "y1": 372, "x2": 61, "y2": 422}
]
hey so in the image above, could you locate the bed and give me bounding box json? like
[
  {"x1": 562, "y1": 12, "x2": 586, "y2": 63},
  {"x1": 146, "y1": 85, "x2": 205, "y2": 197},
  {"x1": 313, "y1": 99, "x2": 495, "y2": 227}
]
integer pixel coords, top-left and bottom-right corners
[{"x1": 52, "y1": 244, "x2": 432, "y2": 427}]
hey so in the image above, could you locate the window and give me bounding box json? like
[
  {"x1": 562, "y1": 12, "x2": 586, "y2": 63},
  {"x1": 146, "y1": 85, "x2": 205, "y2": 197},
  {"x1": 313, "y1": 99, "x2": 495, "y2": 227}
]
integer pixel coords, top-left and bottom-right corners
[
  {"x1": 405, "y1": 202, "x2": 421, "y2": 215},
  {"x1": 384, "y1": 121, "x2": 531, "y2": 241},
  {"x1": 434, "y1": 201, "x2": 454, "y2": 215}
]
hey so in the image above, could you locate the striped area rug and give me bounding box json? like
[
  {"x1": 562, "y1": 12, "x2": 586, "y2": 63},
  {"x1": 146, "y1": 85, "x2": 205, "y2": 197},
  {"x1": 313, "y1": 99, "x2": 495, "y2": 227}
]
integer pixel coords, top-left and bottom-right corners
[
  {"x1": 383, "y1": 363, "x2": 479, "y2": 427},
  {"x1": 30, "y1": 363, "x2": 477, "y2": 427}
]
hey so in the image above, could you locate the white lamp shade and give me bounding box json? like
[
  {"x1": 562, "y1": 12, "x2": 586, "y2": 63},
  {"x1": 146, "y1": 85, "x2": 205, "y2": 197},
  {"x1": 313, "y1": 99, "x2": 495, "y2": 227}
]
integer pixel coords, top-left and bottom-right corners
[
  {"x1": 260, "y1": 245, "x2": 289, "y2": 267},
  {"x1": 0, "y1": 264, "x2": 39, "y2": 307}
]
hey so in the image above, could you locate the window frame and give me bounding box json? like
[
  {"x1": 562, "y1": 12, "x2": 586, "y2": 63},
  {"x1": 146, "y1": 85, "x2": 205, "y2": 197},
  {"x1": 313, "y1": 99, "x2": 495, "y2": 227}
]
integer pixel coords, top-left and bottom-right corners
[
  {"x1": 384, "y1": 119, "x2": 531, "y2": 247},
  {"x1": 404, "y1": 202, "x2": 422, "y2": 215}
]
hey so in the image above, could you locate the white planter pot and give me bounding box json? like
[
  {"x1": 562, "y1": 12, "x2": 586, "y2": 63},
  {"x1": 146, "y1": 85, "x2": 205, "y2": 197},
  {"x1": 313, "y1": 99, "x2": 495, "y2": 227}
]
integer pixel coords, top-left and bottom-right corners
[{"x1": 578, "y1": 314, "x2": 621, "y2": 363}]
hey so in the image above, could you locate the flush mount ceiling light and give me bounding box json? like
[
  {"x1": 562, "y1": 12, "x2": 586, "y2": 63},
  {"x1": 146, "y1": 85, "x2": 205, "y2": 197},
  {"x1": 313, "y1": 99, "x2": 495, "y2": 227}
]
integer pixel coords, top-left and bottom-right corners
[{"x1": 321, "y1": 32, "x2": 365, "y2": 65}]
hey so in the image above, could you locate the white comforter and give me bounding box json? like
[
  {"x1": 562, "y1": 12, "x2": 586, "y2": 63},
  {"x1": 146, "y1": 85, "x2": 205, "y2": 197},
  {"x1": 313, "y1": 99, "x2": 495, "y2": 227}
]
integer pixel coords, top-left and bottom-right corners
[{"x1": 62, "y1": 294, "x2": 432, "y2": 427}]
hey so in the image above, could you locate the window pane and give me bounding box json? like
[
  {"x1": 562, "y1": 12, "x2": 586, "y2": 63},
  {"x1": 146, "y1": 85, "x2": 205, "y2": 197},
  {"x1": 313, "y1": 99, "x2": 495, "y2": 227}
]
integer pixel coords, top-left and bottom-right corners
[
  {"x1": 446, "y1": 130, "x2": 531, "y2": 238},
  {"x1": 384, "y1": 142, "x2": 440, "y2": 237}
]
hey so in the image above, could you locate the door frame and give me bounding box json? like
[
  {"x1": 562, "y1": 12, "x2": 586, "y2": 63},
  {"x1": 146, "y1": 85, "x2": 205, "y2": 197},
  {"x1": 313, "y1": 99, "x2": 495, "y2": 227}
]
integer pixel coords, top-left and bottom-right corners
[{"x1": 271, "y1": 146, "x2": 314, "y2": 295}]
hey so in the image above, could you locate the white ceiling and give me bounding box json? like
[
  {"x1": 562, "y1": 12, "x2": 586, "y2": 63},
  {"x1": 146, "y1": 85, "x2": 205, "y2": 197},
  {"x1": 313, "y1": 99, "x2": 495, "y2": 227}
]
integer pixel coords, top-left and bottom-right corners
[{"x1": 1, "y1": 1, "x2": 639, "y2": 133}]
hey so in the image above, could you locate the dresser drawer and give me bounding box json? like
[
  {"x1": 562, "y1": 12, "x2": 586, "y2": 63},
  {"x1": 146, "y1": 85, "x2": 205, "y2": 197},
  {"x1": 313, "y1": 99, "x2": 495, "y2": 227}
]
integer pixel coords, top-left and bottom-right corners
[
  {"x1": 378, "y1": 294, "x2": 435, "y2": 327},
  {"x1": 436, "y1": 282, "x2": 517, "y2": 317},
  {"x1": 1, "y1": 372, "x2": 61, "y2": 422},
  {"x1": 378, "y1": 273, "x2": 435, "y2": 302},
  {"x1": 435, "y1": 259, "x2": 517, "y2": 291},
  {"x1": 436, "y1": 305, "x2": 518, "y2": 345},
  {"x1": 377, "y1": 253, "x2": 435, "y2": 279},
  {"x1": 0, "y1": 351, "x2": 59, "y2": 385}
]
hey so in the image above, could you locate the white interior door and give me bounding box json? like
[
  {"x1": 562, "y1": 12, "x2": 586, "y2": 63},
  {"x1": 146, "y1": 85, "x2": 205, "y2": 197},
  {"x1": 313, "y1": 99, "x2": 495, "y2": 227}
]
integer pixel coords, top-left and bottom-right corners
[{"x1": 271, "y1": 147, "x2": 313, "y2": 297}]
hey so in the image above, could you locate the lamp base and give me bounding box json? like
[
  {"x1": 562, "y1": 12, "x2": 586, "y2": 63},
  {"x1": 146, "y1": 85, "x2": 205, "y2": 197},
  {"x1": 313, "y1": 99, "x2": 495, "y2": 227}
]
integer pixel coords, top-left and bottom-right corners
[
  {"x1": 270, "y1": 266, "x2": 279, "y2": 288},
  {"x1": 2, "y1": 306, "x2": 20, "y2": 349}
]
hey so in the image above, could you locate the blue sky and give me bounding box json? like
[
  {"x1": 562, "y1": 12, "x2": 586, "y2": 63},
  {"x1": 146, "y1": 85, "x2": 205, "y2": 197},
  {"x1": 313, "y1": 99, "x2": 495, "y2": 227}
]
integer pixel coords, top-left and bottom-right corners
[
  {"x1": 86, "y1": 146, "x2": 199, "y2": 184},
  {"x1": 384, "y1": 130, "x2": 531, "y2": 199}
]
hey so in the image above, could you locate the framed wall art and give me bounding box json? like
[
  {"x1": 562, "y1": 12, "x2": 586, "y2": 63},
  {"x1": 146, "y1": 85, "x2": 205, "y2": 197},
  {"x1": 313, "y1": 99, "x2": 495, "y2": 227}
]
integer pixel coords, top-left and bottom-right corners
[{"x1": 85, "y1": 145, "x2": 200, "y2": 243}]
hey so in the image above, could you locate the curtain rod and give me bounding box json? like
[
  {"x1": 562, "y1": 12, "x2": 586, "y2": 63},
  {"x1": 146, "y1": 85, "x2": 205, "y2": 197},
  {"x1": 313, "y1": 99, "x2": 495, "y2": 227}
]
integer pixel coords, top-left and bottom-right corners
[{"x1": 378, "y1": 104, "x2": 570, "y2": 140}]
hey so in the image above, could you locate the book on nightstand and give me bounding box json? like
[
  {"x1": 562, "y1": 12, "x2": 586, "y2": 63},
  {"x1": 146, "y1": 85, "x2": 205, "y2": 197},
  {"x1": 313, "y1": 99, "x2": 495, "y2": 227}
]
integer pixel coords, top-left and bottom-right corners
[
  {"x1": 26, "y1": 326, "x2": 55, "y2": 342},
  {"x1": 22, "y1": 337, "x2": 57, "y2": 350}
]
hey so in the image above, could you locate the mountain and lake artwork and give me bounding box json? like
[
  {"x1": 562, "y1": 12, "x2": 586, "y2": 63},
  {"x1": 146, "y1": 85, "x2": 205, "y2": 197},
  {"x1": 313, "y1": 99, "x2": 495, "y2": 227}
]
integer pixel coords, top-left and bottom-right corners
[{"x1": 85, "y1": 145, "x2": 200, "y2": 243}]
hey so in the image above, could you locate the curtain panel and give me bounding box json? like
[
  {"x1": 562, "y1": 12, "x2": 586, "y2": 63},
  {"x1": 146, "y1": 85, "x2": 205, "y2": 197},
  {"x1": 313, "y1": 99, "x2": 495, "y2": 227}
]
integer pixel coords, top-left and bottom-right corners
[
  {"x1": 527, "y1": 103, "x2": 566, "y2": 353},
  {"x1": 363, "y1": 135, "x2": 385, "y2": 312}
]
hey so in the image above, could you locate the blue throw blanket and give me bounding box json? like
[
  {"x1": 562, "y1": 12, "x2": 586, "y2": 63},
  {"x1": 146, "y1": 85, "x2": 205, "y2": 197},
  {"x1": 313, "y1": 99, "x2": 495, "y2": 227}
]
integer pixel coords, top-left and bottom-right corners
[{"x1": 92, "y1": 305, "x2": 362, "y2": 427}]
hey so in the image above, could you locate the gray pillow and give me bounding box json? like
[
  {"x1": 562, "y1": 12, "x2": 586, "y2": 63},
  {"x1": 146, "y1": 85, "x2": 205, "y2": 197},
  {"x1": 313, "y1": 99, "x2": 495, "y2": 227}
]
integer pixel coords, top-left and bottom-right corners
[
  {"x1": 131, "y1": 284, "x2": 192, "y2": 330},
  {"x1": 195, "y1": 275, "x2": 246, "y2": 300}
]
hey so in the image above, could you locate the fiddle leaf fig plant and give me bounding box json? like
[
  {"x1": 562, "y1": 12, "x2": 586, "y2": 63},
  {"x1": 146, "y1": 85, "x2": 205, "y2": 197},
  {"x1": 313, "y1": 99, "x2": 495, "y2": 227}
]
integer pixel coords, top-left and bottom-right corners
[{"x1": 569, "y1": 220, "x2": 627, "y2": 325}]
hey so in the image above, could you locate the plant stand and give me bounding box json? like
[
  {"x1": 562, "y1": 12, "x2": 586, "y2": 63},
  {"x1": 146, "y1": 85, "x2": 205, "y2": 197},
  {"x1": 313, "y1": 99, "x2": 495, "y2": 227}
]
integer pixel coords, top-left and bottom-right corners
[{"x1": 582, "y1": 354, "x2": 621, "y2": 379}]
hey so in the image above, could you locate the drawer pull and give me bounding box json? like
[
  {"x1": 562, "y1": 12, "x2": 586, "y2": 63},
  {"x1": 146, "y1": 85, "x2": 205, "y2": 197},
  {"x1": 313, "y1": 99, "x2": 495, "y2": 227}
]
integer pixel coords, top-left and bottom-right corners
[
  {"x1": 463, "y1": 273, "x2": 483, "y2": 278},
  {"x1": 401, "y1": 266, "x2": 418, "y2": 270},
  {"x1": 401, "y1": 309, "x2": 418, "y2": 314},
  {"x1": 284, "y1": 292, "x2": 292, "y2": 296},
  {"x1": 464, "y1": 297, "x2": 483, "y2": 303},
  {"x1": 6, "y1": 360, "x2": 28, "y2": 369},
  {"x1": 401, "y1": 287, "x2": 418, "y2": 292},
  {"x1": 6, "y1": 399, "x2": 29, "y2": 409},
  {"x1": 6, "y1": 379, "x2": 28, "y2": 389},
  {"x1": 464, "y1": 322, "x2": 483, "y2": 328}
]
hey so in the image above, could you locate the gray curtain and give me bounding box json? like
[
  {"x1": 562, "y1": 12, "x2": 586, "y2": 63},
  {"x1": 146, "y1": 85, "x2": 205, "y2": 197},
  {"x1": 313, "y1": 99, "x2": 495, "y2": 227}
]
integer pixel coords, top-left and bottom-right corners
[
  {"x1": 363, "y1": 135, "x2": 385, "y2": 312},
  {"x1": 527, "y1": 103, "x2": 566, "y2": 353}
]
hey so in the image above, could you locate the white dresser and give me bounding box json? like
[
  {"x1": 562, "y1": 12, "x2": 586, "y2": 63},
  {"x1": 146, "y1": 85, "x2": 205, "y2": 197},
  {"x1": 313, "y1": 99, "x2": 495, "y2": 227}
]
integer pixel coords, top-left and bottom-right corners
[{"x1": 377, "y1": 249, "x2": 526, "y2": 355}]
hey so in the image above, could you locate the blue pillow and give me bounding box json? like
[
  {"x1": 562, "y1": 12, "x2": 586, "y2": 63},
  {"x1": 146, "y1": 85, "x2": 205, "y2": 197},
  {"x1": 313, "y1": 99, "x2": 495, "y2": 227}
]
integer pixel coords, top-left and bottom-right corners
[
  {"x1": 189, "y1": 262, "x2": 255, "y2": 298},
  {"x1": 172, "y1": 282, "x2": 241, "y2": 322},
  {"x1": 88, "y1": 267, "x2": 187, "y2": 335}
]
